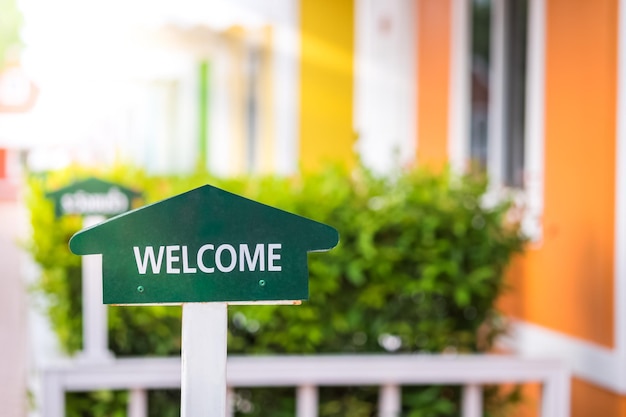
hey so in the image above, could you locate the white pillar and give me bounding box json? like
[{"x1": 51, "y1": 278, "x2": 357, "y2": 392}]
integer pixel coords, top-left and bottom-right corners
[
  {"x1": 296, "y1": 385, "x2": 318, "y2": 417},
  {"x1": 378, "y1": 383, "x2": 401, "y2": 417},
  {"x1": 41, "y1": 371, "x2": 65, "y2": 417},
  {"x1": 181, "y1": 303, "x2": 228, "y2": 417},
  {"x1": 226, "y1": 387, "x2": 235, "y2": 417},
  {"x1": 540, "y1": 371, "x2": 570, "y2": 417},
  {"x1": 78, "y1": 215, "x2": 112, "y2": 362},
  {"x1": 461, "y1": 384, "x2": 482, "y2": 417},
  {"x1": 128, "y1": 388, "x2": 148, "y2": 417}
]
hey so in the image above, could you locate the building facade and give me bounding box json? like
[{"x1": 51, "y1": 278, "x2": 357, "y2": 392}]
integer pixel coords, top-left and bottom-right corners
[
  {"x1": 7, "y1": 0, "x2": 626, "y2": 414},
  {"x1": 300, "y1": 0, "x2": 626, "y2": 414}
]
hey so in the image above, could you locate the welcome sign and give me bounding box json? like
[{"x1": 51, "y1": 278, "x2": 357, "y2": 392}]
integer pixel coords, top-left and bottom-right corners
[
  {"x1": 69, "y1": 184, "x2": 339, "y2": 305},
  {"x1": 47, "y1": 177, "x2": 142, "y2": 218}
]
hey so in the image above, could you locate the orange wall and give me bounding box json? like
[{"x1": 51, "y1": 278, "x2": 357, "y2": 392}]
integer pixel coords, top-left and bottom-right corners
[
  {"x1": 510, "y1": 379, "x2": 626, "y2": 417},
  {"x1": 504, "y1": 0, "x2": 618, "y2": 348},
  {"x1": 571, "y1": 378, "x2": 626, "y2": 417},
  {"x1": 299, "y1": 0, "x2": 355, "y2": 171},
  {"x1": 416, "y1": 0, "x2": 451, "y2": 168}
]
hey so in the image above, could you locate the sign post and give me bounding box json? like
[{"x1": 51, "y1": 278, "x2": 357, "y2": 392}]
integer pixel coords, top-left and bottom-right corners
[
  {"x1": 69, "y1": 184, "x2": 339, "y2": 415},
  {"x1": 80, "y1": 215, "x2": 108, "y2": 361},
  {"x1": 48, "y1": 178, "x2": 142, "y2": 361},
  {"x1": 181, "y1": 303, "x2": 228, "y2": 416}
]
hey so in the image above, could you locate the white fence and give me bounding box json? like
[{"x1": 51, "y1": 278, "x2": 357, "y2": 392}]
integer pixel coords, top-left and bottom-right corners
[
  {"x1": 40, "y1": 354, "x2": 570, "y2": 417},
  {"x1": 36, "y1": 239, "x2": 570, "y2": 417}
]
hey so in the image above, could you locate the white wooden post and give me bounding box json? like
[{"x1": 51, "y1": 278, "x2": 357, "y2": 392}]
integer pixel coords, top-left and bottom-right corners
[
  {"x1": 378, "y1": 384, "x2": 401, "y2": 417},
  {"x1": 181, "y1": 303, "x2": 228, "y2": 417},
  {"x1": 78, "y1": 215, "x2": 112, "y2": 362},
  {"x1": 41, "y1": 370, "x2": 65, "y2": 417},
  {"x1": 540, "y1": 370, "x2": 570, "y2": 417},
  {"x1": 227, "y1": 387, "x2": 235, "y2": 417},
  {"x1": 128, "y1": 388, "x2": 148, "y2": 417},
  {"x1": 296, "y1": 385, "x2": 318, "y2": 417},
  {"x1": 461, "y1": 384, "x2": 483, "y2": 417}
]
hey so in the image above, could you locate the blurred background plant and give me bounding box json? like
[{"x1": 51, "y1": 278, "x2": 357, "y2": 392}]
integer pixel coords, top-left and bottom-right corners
[
  {"x1": 0, "y1": 0, "x2": 23, "y2": 68},
  {"x1": 26, "y1": 163, "x2": 526, "y2": 417}
]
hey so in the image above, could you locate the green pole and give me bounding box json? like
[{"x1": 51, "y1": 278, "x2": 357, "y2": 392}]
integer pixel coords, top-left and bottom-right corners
[{"x1": 198, "y1": 60, "x2": 210, "y2": 171}]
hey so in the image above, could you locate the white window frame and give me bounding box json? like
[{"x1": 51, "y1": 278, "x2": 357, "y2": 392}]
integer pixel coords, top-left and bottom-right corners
[
  {"x1": 354, "y1": 0, "x2": 417, "y2": 174},
  {"x1": 449, "y1": 0, "x2": 545, "y2": 242}
]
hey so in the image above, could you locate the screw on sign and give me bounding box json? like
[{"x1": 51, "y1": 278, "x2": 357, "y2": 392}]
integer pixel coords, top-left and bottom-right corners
[{"x1": 69, "y1": 184, "x2": 339, "y2": 416}]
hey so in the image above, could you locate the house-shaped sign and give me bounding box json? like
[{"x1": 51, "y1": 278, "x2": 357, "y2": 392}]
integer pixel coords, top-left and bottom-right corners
[
  {"x1": 47, "y1": 177, "x2": 142, "y2": 218},
  {"x1": 69, "y1": 184, "x2": 339, "y2": 305}
]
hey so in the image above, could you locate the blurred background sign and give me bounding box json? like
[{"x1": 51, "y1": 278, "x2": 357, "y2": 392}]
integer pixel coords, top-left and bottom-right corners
[{"x1": 46, "y1": 177, "x2": 142, "y2": 218}]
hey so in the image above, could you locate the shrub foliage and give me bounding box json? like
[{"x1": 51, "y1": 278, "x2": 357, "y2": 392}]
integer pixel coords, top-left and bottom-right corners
[{"x1": 26, "y1": 164, "x2": 526, "y2": 416}]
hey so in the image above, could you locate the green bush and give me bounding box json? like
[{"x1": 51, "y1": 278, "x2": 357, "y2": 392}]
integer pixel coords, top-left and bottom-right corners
[{"x1": 26, "y1": 164, "x2": 526, "y2": 416}]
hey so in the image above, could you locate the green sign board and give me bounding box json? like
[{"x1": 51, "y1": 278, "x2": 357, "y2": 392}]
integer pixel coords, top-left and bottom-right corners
[
  {"x1": 47, "y1": 177, "x2": 142, "y2": 218},
  {"x1": 69, "y1": 185, "x2": 339, "y2": 305}
]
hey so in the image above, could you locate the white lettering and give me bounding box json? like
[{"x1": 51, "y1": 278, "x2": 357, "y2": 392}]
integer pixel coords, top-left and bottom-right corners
[
  {"x1": 133, "y1": 246, "x2": 165, "y2": 274},
  {"x1": 216, "y1": 244, "x2": 237, "y2": 272},
  {"x1": 197, "y1": 244, "x2": 215, "y2": 273},
  {"x1": 182, "y1": 246, "x2": 197, "y2": 273},
  {"x1": 60, "y1": 187, "x2": 129, "y2": 215},
  {"x1": 133, "y1": 243, "x2": 283, "y2": 275},
  {"x1": 239, "y1": 244, "x2": 265, "y2": 272},
  {"x1": 166, "y1": 245, "x2": 180, "y2": 274},
  {"x1": 268, "y1": 243, "x2": 282, "y2": 271}
]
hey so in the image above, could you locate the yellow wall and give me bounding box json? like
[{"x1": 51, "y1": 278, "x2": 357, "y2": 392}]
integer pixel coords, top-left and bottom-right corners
[
  {"x1": 299, "y1": 0, "x2": 355, "y2": 171},
  {"x1": 225, "y1": 26, "x2": 248, "y2": 174},
  {"x1": 416, "y1": 0, "x2": 451, "y2": 169},
  {"x1": 256, "y1": 26, "x2": 276, "y2": 174}
]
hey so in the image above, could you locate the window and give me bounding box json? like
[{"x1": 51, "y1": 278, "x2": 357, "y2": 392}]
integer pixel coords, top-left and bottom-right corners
[
  {"x1": 469, "y1": 0, "x2": 529, "y2": 189},
  {"x1": 469, "y1": 0, "x2": 490, "y2": 171}
]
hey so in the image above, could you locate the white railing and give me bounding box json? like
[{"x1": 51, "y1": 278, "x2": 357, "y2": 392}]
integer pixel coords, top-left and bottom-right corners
[
  {"x1": 35, "y1": 241, "x2": 570, "y2": 417},
  {"x1": 40, "y1": 354, "x2": 570, "y2": 417}
]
